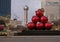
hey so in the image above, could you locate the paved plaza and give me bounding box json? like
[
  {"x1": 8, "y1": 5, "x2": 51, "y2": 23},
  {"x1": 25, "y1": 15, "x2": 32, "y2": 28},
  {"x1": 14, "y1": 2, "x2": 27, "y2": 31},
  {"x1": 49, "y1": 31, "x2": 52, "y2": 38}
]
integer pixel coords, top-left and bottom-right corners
[{"x1": 0, "y1": 36, "x2": 60, "y2": 42}]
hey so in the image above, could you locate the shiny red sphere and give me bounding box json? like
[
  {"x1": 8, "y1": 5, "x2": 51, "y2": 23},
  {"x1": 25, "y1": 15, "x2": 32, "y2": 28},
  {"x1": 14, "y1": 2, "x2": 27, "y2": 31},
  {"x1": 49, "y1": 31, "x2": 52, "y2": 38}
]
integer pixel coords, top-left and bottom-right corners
[
  {"x1": 40, "y1": 16, "x2": 48, "y2": 23},
  {"x1": 32, "y1": 16, "x2": 39, "y2": 24},
  {"x1": 27, "y1": 22, "x2": 35, "y2": 30},
  {"x1": 36, "y1": 9, "x2": 43, "y2": 17},
  {"x1": 0, "y1": 25, "x2": 4, "y2": 31},
  {"x1": 38, "y1": 9, "x2": 41, "y2": 11},
  {"x1": 36, "y1": 22, "x2": 44, "y2": 29},
  {"x1": 45, "y1": 22, "x2": 52, "y2": 30}
]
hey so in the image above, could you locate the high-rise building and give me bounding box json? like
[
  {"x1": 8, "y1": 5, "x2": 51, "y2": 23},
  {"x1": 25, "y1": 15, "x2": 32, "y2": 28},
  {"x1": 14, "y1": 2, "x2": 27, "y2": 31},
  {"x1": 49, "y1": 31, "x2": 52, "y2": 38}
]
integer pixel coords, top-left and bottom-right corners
[
  {"x1": 0, "y1": 0, "x2": 11, "y2": 17},
  {"x1": 41, "y1": 0, "x2": 60, "y2": 22}
]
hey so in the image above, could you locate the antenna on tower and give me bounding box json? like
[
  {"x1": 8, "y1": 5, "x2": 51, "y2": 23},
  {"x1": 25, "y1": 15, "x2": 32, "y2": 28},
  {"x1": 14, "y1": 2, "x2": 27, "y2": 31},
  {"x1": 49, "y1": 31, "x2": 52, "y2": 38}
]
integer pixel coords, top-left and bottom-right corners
[{"x1": 13, "y1": 14, "x2": 19, "y2": 21}]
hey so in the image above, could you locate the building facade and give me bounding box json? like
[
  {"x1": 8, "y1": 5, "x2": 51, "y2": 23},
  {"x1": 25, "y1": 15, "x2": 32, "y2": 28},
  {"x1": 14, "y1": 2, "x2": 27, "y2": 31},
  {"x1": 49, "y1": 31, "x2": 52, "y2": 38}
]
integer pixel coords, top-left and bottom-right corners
[
  {"x1": 41, "y1": 0, "x2": 60, "y2": 22},
  {"x1": 0, "y1": 0, "x2": 11, "y2": 17}
]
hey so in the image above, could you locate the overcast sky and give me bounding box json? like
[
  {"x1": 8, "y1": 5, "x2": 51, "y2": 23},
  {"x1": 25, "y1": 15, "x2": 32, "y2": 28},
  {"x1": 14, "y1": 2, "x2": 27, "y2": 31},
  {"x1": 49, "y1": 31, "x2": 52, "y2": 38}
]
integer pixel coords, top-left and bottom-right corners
[{"x1": 11, "y1": 0, "x2": 41, "y2": 25}]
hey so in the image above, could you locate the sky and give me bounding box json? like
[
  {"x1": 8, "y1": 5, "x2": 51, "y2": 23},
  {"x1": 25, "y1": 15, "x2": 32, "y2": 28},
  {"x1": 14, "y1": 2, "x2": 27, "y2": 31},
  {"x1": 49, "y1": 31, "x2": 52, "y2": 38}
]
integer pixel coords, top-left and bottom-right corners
[{"x1": 11, "y1": 0, "x2": 41, "y2": 25}]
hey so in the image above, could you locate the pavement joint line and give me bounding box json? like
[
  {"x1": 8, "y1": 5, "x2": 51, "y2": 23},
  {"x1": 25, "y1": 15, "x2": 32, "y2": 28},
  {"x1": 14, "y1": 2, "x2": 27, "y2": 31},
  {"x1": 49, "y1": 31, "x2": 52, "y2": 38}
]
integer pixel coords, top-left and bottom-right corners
[{"x1": 0, "y1": 36, "x2": 60, "y2": 38}]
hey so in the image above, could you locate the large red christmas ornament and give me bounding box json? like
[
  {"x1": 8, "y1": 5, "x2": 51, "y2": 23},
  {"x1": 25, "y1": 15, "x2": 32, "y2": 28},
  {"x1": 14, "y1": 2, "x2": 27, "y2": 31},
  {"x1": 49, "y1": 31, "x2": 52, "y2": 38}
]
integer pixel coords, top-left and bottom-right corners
[
  {"x1": 27, "y1": 22, "x2": 35, "y2": 30},
  {"x1": 45, "y1": 22, "x2": 52, "y2": 30},
  {"x1": 36, "y1": 22, "x2": 44, "y2": 30},
  {"x1": 32, "y1": 16, "x2": 39, "y2": 24},
  {"x1": 38, "y1": 9, "x2": 42, "y2": 12},
  {"x1": 36, "y1": 9, "x2": 43, "y2": 17},
  {"x1": 0, "y1": 25, "x2": 4, "y2": 31},
  {"x1": 40, "y1": 16, "x2": 48, "y2": 23}
]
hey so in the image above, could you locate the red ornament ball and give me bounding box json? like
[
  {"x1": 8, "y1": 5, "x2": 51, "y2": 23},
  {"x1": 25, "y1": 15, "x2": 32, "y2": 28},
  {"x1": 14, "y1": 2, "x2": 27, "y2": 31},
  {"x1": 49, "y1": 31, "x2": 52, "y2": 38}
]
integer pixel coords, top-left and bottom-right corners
[
  {"x1": 36, "y1": 9, "x2": 43, "y2": 17},
  {"x1": 27, "y1": 22, "x2": 35, "y2": 30},
  {"x1": 0, "y1": 25, "x2": 4, "y2": 31},
  {"x1": 40, "y1": 16, "x2": 48, "y2": 23},
  {"x1": 36, "y1": 22, "x2": 44, "y2": 30},
  {"x1": 45, "y1": 22, "x2": 52, "y2": 30},
  {"x1": 32, "y1": 16, "x2": 39, "y2": 24}
]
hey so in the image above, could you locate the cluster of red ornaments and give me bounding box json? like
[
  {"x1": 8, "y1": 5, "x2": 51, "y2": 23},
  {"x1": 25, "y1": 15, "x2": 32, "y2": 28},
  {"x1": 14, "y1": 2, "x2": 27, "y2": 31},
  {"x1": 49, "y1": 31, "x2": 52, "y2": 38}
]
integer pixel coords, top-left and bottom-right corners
[{"x1": 27, "y1": 9, "x2": 52, "y2": 30}]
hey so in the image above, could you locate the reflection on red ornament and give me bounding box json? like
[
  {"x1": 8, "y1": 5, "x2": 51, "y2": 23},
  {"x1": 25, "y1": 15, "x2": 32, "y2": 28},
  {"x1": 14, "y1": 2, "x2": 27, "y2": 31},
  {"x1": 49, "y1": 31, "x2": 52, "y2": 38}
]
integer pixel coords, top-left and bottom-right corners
[
  {"x1": 36, "y1": 9, "x2": 43, "y2": 17},
  {"x1": 36, "y1": 22, "x2": 44, "y2": 30},
  {"x1": 45, "y1": 22, "x2": 52, "y2": 30},
  {"x1": 40, "y1": 16, "x2": 48, "y2": 23},
  {"x1": 32, "y1": 16, "x2": 39, "y2": 24},
  {"x1": 27, "y1": 22, "x2": 35, "y2": 30}
]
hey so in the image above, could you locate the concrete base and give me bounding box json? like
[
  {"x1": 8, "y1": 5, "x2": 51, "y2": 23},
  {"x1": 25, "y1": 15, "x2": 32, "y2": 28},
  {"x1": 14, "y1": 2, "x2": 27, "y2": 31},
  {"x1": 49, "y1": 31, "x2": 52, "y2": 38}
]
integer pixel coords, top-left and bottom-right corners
[{"x1": 14, "y1": 30, "x2": 60, "y2": 36}]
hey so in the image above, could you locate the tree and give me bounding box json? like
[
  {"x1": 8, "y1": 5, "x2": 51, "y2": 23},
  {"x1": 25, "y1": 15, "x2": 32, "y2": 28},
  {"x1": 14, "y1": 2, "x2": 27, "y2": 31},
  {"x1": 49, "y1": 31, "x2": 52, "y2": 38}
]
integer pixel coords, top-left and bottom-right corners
[{"x1": 0, "y1": 19, "x2": 6, "y2": 27}]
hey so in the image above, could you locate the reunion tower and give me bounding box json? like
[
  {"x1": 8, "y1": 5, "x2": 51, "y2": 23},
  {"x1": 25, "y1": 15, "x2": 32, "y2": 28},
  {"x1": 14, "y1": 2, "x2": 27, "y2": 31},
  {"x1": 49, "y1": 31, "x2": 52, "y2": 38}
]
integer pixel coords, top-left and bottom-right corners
[{"x1": 24, "y1": 5, "x2": 29, "y2": 27}]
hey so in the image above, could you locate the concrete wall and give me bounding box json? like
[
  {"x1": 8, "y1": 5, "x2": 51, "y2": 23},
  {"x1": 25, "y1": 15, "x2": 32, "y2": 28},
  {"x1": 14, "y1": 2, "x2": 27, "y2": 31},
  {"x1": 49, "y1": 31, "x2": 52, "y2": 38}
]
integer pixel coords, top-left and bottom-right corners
[{"x1": 41, "y1": 0, "x2": 60, "y2": 22}]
